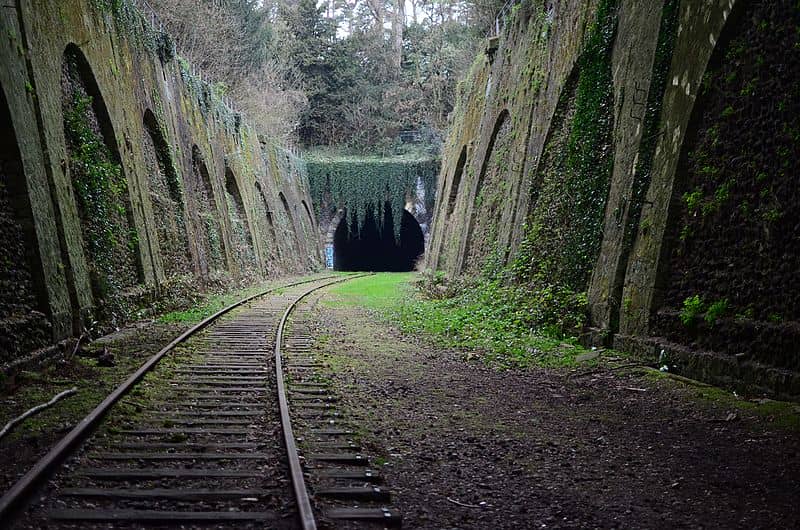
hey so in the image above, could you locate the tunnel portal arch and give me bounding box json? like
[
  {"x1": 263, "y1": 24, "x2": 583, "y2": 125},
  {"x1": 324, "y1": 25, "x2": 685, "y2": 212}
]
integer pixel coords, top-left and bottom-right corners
[{"x1": 330, "y1": 203, "x2": 424, "y2": 272}]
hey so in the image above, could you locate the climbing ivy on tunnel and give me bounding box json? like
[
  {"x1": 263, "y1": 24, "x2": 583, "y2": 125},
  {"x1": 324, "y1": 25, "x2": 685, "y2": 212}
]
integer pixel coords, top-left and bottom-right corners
[{"x1": 305, "y1": 154, "x2": 438, "y2": 237}]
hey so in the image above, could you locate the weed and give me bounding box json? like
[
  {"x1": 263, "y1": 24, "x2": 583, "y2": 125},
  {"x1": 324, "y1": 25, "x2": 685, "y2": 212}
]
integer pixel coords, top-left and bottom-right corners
[
  {"x1": 704, "y1": 299, "x2": 728, "y2": 326},
  {"x1": 683, "y1": 188, "x2": 703, "y2": 212},
  {"x1": 762, "y1": 207, "x2": 782, "y2": 223},
  {"x1": 680, "y1": 295, "x2": 704, "y2": 326}
]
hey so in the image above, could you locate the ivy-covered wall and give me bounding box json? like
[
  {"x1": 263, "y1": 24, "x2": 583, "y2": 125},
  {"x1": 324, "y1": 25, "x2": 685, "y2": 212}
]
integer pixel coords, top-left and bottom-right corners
[
  {"x1": 305, "y1": 154, "x2": 439, "y2": 253},
  {"x1": 0, "y1": 0, "x2": 320, "y2": 366},
  {"x1": 429, "y1": 0, "x2": 800, "y2": 398}
]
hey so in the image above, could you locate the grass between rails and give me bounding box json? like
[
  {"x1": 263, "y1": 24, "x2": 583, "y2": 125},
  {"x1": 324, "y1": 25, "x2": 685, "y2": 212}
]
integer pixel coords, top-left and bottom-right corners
[
  {"x1": 159, "y1": 272, "x2": 338, "y2": 323},
  {"x1": 327, "y1": 272, "x2": 592, "y2": 369}
]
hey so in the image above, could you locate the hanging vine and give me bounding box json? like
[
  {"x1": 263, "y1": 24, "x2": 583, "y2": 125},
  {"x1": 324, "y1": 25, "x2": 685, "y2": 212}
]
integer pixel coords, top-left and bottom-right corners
[{"x1": 305, "y1": 154, "x2": 439, "y2": 237}]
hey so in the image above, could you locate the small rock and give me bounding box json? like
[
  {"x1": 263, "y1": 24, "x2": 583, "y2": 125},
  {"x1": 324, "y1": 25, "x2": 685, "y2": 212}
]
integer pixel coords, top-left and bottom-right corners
[
  {"x1": 576, "y1": 352, "x2": 599, "y2": 363},
  {"x1": 96, "y1": 348, "x2": 116, "y2": 367}
]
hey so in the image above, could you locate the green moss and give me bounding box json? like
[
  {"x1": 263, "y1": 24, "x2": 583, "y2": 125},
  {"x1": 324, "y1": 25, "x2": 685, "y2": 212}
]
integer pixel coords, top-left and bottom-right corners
[
  {"x1": 686, "y1": 382, "x2": 800, "y2": 431},
  {"x1": 704, "y1": 298, "x2": 728, "y2": 326},
  {"x1": 512, "y1": 0, "x2": 617, "y2": 291}
]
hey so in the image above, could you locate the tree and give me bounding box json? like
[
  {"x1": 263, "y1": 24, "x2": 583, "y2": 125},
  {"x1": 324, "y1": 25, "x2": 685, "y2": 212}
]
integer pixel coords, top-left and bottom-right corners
[{"x1": 149, "y1": 0, "x2": 306, "y2": 141}]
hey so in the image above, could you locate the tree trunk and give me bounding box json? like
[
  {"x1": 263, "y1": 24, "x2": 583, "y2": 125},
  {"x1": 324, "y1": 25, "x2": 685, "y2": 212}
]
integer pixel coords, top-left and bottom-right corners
[
  {"x1": 366, "y1": 0, "x2": 384, "y2": 34},
  {"x1": 392, "y1": 0, "x2": 405, "y2": 72}
]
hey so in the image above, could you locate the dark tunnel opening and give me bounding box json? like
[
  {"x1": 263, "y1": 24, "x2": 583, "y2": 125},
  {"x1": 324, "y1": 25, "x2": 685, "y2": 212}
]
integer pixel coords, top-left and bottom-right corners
[{"x1": 333, "y1": 202, "x2": 424, "y2": 271}]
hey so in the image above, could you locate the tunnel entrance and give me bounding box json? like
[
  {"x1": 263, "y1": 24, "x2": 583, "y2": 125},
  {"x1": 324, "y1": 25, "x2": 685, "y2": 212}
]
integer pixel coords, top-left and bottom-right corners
[{"x1": 333, "y1": 203, "x2": 424, "y2": 271}]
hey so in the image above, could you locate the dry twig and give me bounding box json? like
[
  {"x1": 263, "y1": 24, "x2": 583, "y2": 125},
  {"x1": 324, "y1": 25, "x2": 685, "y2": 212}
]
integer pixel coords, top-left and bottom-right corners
[
  {"x1": 0, "y1": 387, "x2": 78, "y2": 441},
  {"x1": 446, "y1": 497, "x2": 484, "y2": 508}
]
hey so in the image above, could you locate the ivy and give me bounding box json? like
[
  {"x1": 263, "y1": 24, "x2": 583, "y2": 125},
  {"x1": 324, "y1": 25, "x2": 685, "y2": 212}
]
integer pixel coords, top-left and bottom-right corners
[
  {"x1": 305, "y1": 154, "x2": 439, "y2": 237},
  {"x1": 90, "y1": 0, "x2": 174, "y2": 62},
  {"x1": 178, "y1": 57, "x2": 242, "y2": 134},
  {"x1": 558, "y1": 0, "x2": 617, "y2": 288},
  {"x1": 64, "y1": 93, "x2": 138, "y2": 323},
  {"x1": 513, "y1": 0, "x2": 617, "y2": 291}
]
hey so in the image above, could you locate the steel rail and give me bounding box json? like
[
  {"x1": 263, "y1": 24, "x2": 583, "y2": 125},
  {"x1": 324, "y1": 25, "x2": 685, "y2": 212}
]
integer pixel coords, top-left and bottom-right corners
[
  {"x1": 274, "y1": 273, "x2": 371, "y2": 530},
  {"x1": 0, "y1": 274, "x2": 340, "y2": 523}
]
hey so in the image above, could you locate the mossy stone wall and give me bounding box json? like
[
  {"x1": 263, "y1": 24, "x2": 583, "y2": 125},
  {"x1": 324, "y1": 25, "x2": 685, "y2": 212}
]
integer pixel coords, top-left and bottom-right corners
[
  {"x1": 429, "y1": 0, "x2": 800, "y2": 398},
  {"x1": 0, "y1": 0, "x2": 320, "y2": 365}
]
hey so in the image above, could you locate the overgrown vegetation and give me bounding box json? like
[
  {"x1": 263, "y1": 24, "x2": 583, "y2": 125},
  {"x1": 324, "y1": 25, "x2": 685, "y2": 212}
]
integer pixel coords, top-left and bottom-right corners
[
  {"x1": 148, "y1": 0, "x2": 303, "y2": 140},
  {"x1": 329, "y1": 273, "x2": 590, "y2": 369},
  {"x1": 513, "y1": 0, "x2": 617, "y2": 291},
  {"x1": 64, "y1": 93, "x2": 139, "y2": 325},
  {"x1": 306, "y1": 151, "x2": 438, "y2": 235},
  {"x1": 434, "y1": 0, "x2": 617, "y2": 359},
  {"x1": 143, "y1": 0, "x2": 492, "y2": 148},
  {"x1": 278, "y1": 0, "x2": 488, "y2": 149},
  {"x1": 90, "y1": 0, "x2": 176, "y2": 61},
  {"x1": 399, "y1": 273, "x2": 590, "y2": 368}
]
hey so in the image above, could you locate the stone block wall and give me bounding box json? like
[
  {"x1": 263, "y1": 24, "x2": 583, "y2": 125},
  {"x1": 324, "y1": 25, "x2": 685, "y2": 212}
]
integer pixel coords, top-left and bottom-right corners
[
  {"x1": 0, "y1": 0, "x2": 321, "y2": 366},
  {"x1": 428, "y1": 0, "x2": 800, "y2": 398}
]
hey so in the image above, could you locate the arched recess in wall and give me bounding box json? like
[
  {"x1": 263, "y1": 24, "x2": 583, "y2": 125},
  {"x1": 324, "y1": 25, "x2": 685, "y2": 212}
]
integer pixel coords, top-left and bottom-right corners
[
  {"x1": 142, "y1": 109, "x2": 190, "y2": 279},
  {"x1": 514, "y1": 0, "x2": 616, "y2": 293},
  {"x1": 461, "y1": 109, "x2": 511, "y2": 273},
  {"x1": 190, "y1": 146, "x2": 224, "y2": 278},
  {"x1": 254, "y1": 181, "x2": 280, "y2": 271},
  {"x1": 301, "y1": 200, "x2": 314, "y2": 232},
  {"x1": 653, "y1": 1, "x2": 800, "y2": 372},
  {"x1": 62, "y1": 44, "x2": 143, "y2": 325},
  {"x1": 278, "y1": 191, "x2": 302, "y2": 262},
  {"x1": 447, "y1": 146, "x2": 468, "y2": 218},
  {"x1": 0, "y1": 84, "x2": 52, "y2": 362},
  {"x1": 224, "y1": 168, "x2": 257, "y2": 276},
  {"x1": 524, "y1": 67, "x2": 580, "y2": 228}
]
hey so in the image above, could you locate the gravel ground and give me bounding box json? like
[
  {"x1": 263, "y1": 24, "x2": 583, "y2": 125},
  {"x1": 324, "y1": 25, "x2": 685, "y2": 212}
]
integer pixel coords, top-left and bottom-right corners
[{"x1": 306, "y1": 292, "x2": 800, "y2": 530}]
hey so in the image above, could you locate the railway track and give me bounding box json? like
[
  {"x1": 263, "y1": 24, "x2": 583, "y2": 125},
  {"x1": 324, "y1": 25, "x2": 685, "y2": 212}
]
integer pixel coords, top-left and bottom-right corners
[{"x1": 0, "y1": 274, "x2": 401, "y2": 529}]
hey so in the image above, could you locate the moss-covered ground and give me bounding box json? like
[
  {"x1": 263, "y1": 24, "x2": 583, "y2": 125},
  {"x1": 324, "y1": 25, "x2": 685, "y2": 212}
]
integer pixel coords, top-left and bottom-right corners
[{"x1": 326, "y1": 273, "x2": 800, "y2": 428}]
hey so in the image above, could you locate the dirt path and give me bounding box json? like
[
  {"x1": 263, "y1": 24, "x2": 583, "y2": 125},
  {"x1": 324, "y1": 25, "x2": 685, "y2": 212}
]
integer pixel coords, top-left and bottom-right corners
[{"x1": 306, "y1": 290, "x2": 800, "y2": 529}]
